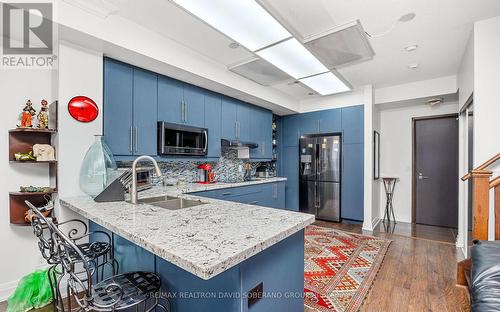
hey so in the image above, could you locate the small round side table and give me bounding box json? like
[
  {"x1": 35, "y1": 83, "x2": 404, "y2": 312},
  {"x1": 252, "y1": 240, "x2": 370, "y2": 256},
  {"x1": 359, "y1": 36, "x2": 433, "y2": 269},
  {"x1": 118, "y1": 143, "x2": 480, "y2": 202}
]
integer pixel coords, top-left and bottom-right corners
[{"x1": 382, "y1": 177, "x2": 398, "y2": 223}]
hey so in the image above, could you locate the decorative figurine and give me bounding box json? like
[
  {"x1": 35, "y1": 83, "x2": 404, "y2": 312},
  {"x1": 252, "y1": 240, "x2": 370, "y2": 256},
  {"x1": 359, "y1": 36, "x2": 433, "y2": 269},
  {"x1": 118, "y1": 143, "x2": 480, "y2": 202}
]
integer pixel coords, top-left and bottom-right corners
[
  {"x1": 18, "y1": 100, "x2": 36, "y2": 128},
  {"x1": 32, "y1": 144, "x2": 55, "y2": 161},
  {"x1": 37, "y1": 99, "x2": 49, "y2": 129},
  {"x1": 14, "y1": 151, "x2": 36, "y2": 161}
]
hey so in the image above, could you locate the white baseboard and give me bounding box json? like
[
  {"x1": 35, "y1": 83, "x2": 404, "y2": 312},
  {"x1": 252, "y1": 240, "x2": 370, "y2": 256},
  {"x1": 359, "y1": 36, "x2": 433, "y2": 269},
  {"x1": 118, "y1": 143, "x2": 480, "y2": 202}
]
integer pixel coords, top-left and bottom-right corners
[
  {"x1": 372, "y1": 217, "x2": 382, "y2": 229},
  {"x1": 0, "y1": 280, "x2": 18, "y2": 302}
]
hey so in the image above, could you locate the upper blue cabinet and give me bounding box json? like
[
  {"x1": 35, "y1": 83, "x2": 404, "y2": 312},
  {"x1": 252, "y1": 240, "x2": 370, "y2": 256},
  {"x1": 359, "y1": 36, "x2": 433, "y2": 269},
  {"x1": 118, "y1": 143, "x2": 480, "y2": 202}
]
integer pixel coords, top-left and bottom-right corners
[
  {"x1": 250, "y1": 106, "x2": 273, "y2": 159},
  {"x1": 158, "y1": 77, "x2": 205, "y2": 127},
  {"x1": 104, "y1": 59, "x2": 133, "y2": 155},
  {"x1": 319, "y1": 108, "x2": 342, "y2": 133},
  {"x1": 157, "y1": 76, "x2": 183, "y2": 125},
  {"x1": 104, "y1": 59, "x2": 273, "y2": 160},
  {"x1": 133, "y1": 68, "x2": 158, "y2": 155},
  {"x1": 104, "y1": 59, "x2": 157, "y2": 156},
  {"x1": 221, "y1": 96, "x2": 238, "y2": 141},
  {"x1": 341, "y1": 105, "x2": 364, "y2": 143},
  {"x1": 204, "y1": 91, "x2": 222, "y2": 158}
]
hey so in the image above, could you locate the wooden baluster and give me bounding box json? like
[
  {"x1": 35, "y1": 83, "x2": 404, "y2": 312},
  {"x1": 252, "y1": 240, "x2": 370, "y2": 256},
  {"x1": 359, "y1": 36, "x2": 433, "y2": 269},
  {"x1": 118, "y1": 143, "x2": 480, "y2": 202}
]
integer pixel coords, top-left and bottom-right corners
[
  {"x1": 471, "y1": 170, "x2": 493, "y2": 240},
  {"x1": 491, "y1": 176, "x2": 500, "y2": 240}
]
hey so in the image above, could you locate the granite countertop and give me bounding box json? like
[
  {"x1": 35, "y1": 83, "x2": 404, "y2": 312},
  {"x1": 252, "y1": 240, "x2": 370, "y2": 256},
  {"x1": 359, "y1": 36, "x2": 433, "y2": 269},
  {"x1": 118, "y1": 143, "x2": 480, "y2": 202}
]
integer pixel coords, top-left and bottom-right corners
[{"x1": 60, "y1": 177, "x2": 315, "y2": 280}]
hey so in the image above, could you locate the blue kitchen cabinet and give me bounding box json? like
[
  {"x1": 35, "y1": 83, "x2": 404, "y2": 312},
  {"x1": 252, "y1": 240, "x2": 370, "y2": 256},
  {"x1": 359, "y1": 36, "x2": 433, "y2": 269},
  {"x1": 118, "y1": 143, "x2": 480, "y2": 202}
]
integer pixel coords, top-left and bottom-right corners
[
  {"x1": 250, "y1": 107, "x2": 273, "y2": 159},
  {"x1": 237, "y1": 102, "x2": 251, "y2": 141},
  {"x1": 158, "y1": 77, "x2": 205, "y2": 127},
  {"x1": 299, "y1": 111, "x2": 320, "y2": 136},
  {"x1": 104, "y1": 59, "x2": 133, "y2": 156},
  {"x1": 133, "y1": 68, "x2": 158, "y2": 155},
  {"x1": 282, "y1": 115, "x2": 301, "y2": 147},
  {"x1": 283, "y1": 146, "x2": 299, "y2": 211},
  {"x1": 192, "y1": 182, "x2": 286, "y2": 209},
  {"x1": 341, "y1": 105, "x2": 364, "y2": 143},
  {"x1": 319, "y1": 108, "x2": 342, "y2": 133},
  {"x1": 184, "y1": 84, "x2": 205, "y2": 127},
  {"x1": 204, "y1": 91, "x2": 222, "y2": 158},
  {"x1": 221, "y1": 96, "x2": 238, "y2": 140},
  {"x1": 342, "y1": 143, "x2": 364, "y2": 221},
  {"x1": 157, "y1": 75, "x2": 184, "y2": 124}
]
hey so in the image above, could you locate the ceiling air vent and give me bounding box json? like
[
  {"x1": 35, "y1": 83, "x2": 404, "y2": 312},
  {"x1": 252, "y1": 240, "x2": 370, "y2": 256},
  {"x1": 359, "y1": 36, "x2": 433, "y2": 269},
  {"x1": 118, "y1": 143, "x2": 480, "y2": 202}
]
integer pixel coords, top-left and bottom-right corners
[
  {"x1": 303, "y1": 20, "x2": 375, "y2": 69},
  {"x1": 228, "y1": 57, "x2": 291, "y2": 86}
]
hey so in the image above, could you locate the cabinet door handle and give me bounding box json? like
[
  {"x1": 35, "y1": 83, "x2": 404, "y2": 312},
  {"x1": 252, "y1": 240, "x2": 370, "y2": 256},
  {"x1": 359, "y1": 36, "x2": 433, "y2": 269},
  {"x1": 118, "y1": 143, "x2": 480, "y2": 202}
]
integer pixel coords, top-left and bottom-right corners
[
  {"x1": 185, "y1": 102, "x2": 188, "y2": 123},
  {"x1": 129, "y1": 127, "x2": 133, "y2": 152},
  {"x1": 221, "y1": 192, "x2": 232, "y2": 196},
  {"x1": 249, "y1": 201, "x2": 259, "y2": 205},
  {"x1": 134, "y1": 127, "x2": 138, "y2": 153},
  {"x1": 180, "y1": 101, "x2": 184, "y2": 122},
  {"x1": 262, "y1": 142, "x2": 265, "y2": 156},
  {"x1": 203, "y1": 130, "x2": 208, "y2": 153}
]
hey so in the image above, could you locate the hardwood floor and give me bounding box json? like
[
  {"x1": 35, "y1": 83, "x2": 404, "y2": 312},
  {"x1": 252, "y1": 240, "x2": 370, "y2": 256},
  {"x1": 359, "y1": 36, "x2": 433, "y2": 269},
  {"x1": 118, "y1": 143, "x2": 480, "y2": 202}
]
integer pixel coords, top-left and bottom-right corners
[
  {"x1": 315, "y1": 220, "x2": 470, "y2": 312},
  {"x1": 1, "y1": 221, "x2": 470, "y2": 312}
]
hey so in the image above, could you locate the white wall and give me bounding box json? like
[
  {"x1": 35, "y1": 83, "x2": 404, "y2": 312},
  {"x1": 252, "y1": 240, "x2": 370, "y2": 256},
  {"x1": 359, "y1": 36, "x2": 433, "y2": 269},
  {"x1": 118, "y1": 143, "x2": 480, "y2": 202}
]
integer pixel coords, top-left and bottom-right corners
[
  {"x1": 372, "y1": 101, "x2": 381, "y2": 227},
  {"x1": 57, "y1": 41, "x2": 104, "y2": 220},
  {"x1": 0, "y1": 41, "x2": 103, "y2": 300},
  {"x1": 0, "y1": 69, "x2": 56, "y2": 300},
  {"x1": 378, "y1": 101, "x2": 459, "y2": 223},
  {"x1": 473, "y1": 16, "x2": 500, "y2": 239}
]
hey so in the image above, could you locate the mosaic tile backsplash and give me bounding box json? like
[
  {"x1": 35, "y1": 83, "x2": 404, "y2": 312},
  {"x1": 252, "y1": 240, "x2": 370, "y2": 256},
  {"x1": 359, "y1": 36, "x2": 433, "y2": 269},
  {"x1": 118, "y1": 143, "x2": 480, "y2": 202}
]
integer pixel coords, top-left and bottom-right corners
[{"x1": 118, "y1": 149, "x2": 273, "y2": 183}]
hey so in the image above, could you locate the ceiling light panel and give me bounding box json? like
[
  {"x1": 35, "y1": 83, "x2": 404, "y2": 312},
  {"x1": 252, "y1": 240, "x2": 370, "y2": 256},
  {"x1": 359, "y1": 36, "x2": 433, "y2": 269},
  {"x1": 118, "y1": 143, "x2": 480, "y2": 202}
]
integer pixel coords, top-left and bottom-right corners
[
  {"x1": 229, "y1": 57, "x2": 291, "y2": 86},
  {"x1": 299, "y1": 72, "x2": 351, "y2": 95},
  {"x1": 171, "y1": 0, "x2": 291, "y2": 51},
  {"x1": 256, "y1": 38, "x2": 329, "y2": 79}
]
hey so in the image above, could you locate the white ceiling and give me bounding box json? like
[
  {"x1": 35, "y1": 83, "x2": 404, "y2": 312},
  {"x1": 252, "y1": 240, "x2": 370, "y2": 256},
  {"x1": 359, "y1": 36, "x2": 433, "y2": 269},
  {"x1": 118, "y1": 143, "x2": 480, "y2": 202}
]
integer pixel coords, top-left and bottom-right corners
[{"x1": 106, "y1": 0, "x2": 500, "y2": 100}]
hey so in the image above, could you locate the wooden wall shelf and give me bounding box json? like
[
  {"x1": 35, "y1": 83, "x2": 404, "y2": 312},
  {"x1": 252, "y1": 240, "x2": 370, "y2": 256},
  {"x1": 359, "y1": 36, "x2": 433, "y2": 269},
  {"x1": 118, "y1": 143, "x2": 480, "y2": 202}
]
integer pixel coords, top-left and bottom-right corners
[
  {"x1": 8, "y1": 101, "x2": 58, "y2": 226},
  {"x1": 9, "y1": 160, "x2": 58, "y2": 164},
  {"x1": 9, "y1": 191, "x2": 57, "y2": 196},
  {"x1": 8, "y1": 128, "x2": 57, "y2": 134}
]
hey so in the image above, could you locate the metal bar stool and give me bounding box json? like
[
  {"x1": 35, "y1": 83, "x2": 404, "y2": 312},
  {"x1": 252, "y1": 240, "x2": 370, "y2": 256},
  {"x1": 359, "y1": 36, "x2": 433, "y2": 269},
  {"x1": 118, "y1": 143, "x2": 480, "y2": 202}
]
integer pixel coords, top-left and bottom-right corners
[
  {"x1": 27, "y1": 201, "x2": 118, "y2": 312},
  {"x1": 47, "y1": 212, "x2": 170, "y2": 311},
  {"x1": 382, "y1": 177, "x2": 398, "y2": 224}
]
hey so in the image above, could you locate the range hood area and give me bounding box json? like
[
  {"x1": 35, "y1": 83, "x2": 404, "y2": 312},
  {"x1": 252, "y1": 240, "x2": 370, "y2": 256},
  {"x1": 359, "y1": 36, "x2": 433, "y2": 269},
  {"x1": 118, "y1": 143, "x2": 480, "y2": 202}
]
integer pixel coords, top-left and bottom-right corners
[{"x1": 221, "y1": 139, "x2": 259, "y2": 149}]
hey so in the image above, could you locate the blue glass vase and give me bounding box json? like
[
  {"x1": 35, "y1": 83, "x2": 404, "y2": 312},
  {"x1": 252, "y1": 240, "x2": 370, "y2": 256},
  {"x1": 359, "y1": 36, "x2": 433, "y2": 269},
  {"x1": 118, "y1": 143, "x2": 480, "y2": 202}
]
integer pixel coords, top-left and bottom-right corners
[{"x1": 79, "y1": 135, "x2": 118, "y2": 197}]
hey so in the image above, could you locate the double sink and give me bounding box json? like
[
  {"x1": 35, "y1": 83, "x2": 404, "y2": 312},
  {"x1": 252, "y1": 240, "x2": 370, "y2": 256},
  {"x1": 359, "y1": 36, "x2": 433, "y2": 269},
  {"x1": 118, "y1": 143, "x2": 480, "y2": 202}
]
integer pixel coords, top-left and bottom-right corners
[{"x1": 134, "y1": 195, "x2": 205, "y2": 210}]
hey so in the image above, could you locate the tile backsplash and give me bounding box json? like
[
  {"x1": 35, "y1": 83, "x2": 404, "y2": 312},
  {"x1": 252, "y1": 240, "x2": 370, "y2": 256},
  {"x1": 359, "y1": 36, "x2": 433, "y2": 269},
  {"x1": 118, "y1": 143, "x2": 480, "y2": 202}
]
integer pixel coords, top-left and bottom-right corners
[{"x1": 118, "y1": 149, "x2": 271, "y2": 183}]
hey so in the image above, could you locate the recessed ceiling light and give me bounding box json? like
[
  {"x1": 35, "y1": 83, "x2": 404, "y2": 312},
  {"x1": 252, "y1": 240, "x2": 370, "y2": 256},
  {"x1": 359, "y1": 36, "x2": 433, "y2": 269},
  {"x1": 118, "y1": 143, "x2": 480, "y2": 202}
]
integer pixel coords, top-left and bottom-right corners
[
  {"x1": 299, "y1": 71, "x2": 352, "y2": 96},
  {"x1": 408, "y1": 63, "x2": 419, "y2": 70},
  {"x1": 171, "y1": 0, "x2": 291, "y2": 51},
  {"x1": 399, "y1": 13, "x2": 416, "y2": 22},
  {"x1": 228, "y1": 42, "x2": 240, "y2": 49},
  {"x1": 405, "y1": 44, "x2": 418, "y2": 52},
  {"x1": 256, "y1": 38, "x2": 329, "y2": 79}
]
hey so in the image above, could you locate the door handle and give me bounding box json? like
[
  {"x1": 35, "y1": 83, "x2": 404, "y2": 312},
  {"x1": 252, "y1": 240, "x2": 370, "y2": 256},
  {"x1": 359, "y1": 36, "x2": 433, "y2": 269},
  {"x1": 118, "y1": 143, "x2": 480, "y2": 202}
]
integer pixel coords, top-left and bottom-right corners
[
  {"x1": 203, "y1": 130, "x2": 208, "y2": 153},
  {"x1": 181, "y1": 101, "x2": 184, "y2": 122},
  {"x1": 129, "y1": 127, "x2": 133, "y2": 152},
  {"x1": 134, "y1": 127, "x2": 138, "y2": 153},
  {"x1": 418, "y1": 173, "x2": 429, "y2": 180}
]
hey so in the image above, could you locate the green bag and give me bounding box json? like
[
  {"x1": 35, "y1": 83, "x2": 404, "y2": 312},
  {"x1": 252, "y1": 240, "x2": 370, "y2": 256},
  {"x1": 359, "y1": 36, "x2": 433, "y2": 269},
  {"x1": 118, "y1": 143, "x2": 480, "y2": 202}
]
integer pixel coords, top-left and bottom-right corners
[{"x1": 7, "y1": 269, "x2": 53, "y2": 312}]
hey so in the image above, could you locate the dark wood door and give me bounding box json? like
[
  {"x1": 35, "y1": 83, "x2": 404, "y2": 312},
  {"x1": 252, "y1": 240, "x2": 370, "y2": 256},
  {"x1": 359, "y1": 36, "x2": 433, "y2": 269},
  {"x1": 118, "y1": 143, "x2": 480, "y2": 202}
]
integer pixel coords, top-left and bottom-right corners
[{"x1": 414, "y1": 116, "x2": 459, "y2": 228}]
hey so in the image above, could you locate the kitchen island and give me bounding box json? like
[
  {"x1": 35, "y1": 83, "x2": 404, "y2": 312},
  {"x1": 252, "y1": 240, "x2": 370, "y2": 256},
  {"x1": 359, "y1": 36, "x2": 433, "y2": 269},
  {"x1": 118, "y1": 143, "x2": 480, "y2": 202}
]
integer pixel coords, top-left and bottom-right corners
[{"x1": 60, "y1": 178, "x2": 314, "y2": 312}]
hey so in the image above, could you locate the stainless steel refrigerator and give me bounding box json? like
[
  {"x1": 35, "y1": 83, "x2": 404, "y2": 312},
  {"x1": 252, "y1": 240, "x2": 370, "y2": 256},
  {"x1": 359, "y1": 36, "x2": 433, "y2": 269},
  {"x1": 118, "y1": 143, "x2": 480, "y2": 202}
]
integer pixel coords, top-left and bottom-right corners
[{"x1": 299, "y1": 135, "x2": 341, "y2": 222}]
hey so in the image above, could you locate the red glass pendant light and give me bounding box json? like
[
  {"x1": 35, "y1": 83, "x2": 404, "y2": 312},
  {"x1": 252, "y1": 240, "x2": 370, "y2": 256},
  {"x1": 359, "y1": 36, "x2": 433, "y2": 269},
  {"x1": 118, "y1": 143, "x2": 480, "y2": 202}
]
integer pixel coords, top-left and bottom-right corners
[{"x1": 68, "y1": 96, "x2": 99, "y2": 122}]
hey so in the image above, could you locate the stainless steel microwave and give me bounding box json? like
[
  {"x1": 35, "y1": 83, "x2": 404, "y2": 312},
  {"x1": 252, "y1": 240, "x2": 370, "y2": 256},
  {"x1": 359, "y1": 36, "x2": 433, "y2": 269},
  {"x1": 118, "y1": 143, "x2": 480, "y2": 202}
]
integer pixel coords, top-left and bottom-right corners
[{"x1": 157, "y1": 122, "x2": 208, "y2": 156}]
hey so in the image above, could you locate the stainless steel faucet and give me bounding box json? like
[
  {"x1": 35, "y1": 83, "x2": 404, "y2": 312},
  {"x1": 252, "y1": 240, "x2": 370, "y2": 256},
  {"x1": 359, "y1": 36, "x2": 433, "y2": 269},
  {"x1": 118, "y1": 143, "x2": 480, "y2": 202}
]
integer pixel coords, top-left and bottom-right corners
[{"x1": 130, "y1": 155, "x2": 162, "y2": 204}]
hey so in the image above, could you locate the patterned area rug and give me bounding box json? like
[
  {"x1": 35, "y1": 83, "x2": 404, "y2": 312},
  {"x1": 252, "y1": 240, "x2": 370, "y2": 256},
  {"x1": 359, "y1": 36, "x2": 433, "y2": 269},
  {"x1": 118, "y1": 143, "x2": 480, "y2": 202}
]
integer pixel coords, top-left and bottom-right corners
[{"x1": 304, "y1": 225, "x2": 391, "y2": 312}]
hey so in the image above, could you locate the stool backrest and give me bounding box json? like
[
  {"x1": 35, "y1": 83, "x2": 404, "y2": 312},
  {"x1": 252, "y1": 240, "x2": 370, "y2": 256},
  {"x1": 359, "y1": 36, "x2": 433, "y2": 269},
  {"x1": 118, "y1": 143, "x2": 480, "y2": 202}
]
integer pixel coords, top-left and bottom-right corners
[
  {"x1": 48, "y1": 214, "x2": 96, "y2": 309},
  {"x1": 26, "y1": 200, "x2": 58, "y2": 264}
]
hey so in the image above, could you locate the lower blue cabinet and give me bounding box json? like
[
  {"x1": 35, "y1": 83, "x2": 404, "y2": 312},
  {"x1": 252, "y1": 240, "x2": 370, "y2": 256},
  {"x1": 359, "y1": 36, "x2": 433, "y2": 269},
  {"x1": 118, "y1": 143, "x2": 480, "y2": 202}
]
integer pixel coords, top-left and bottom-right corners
[
  {"x1": 193, "y1": 182, "x2": 286, "y2": 210},
  {"x1": 341, "y1": 143, "x2": 364, "y2": 221},
  {"x1": 283, "y1": 146, "x2": 299, "y2": 211}
]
